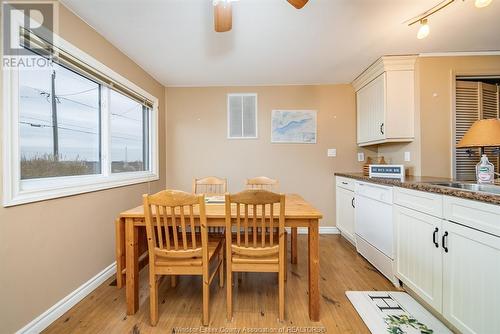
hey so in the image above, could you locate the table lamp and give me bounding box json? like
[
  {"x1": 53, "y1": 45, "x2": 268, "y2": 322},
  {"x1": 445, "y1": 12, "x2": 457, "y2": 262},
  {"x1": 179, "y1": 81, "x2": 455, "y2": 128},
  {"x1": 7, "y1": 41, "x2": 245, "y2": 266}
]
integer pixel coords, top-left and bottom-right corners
[{"x1": 456, "y1": 119, "x2": 500, "y2": 183}]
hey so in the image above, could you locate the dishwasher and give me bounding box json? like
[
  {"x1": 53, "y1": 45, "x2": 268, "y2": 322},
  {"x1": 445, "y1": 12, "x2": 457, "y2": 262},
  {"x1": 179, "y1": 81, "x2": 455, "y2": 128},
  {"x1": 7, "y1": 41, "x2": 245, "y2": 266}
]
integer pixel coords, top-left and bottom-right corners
[{"x1": 354, "y1": 181, "x2": 398, "y2": 285}]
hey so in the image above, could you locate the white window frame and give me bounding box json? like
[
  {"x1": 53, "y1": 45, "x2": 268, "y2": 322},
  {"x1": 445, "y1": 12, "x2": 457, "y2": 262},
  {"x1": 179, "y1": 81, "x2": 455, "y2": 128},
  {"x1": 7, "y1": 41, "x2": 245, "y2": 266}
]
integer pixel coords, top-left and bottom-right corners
[
  {"x1": 2, "y1": 34, "x2": 159, "y2": 207},
  {"x1": 226, "y1": 93, "x2": 258, "y2": 139}
]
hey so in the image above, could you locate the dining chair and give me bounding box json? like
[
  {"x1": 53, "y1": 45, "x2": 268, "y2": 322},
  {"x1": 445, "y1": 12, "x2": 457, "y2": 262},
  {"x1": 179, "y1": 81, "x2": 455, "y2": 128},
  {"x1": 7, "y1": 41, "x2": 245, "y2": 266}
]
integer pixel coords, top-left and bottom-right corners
[
  {"x1": 225, "y1": 189, "x2": 286, "y2": 321},
  {"x1": 245, "y1": 176, "x2": 279, "y2": 191},
  {"x1": 193, "y1": 176, "x2": 227, "y2": 235},
  {"x1": 143, "y1": 190, "x2": 225, "y2": 326},
  {"x1": 245, "y1": 177, "x2": 298, "y2": 265},
  {"x1": 193, "y1": 176, "x2": 227, "y2": 196}
]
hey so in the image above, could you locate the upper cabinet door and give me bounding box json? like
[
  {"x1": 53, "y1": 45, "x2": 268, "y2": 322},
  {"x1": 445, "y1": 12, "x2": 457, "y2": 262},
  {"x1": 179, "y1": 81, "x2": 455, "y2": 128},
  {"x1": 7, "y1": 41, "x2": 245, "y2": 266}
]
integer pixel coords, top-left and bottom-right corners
[
  {"x1": 356, "y1": 73, "x2": 386, "y2": 144},
  {"x1": 370, "y1": 73, "x2": 386, "y2": 142},
  {"x1": 356, "y1": 81, "x2": 371, "y2": 144},
  {"x1": 442, "y1": 220, "x2": 500, "y2": 334},
  {"x1": 353, "y1": 56, "x2": 415, "y2": 147},
  {"x1": 394, "y1": 205, "x2": 443, "y2": 312}
]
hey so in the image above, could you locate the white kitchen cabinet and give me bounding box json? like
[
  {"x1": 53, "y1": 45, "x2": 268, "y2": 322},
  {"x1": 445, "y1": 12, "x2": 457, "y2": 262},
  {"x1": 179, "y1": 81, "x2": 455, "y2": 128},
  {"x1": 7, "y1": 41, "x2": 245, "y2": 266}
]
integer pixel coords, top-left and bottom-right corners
[
  {"x1": 394, "y1": 205, "x2": 443, "y2": 312},
  {"x1": 353, "y1": 56, "x2": 416, "y2": 146},
  {"x1": 335, "y1": 185, "x2": 355, "y2": 244},
  {"x1": 442, "y1": 220, "x2": 500, "y2": 334},
  {"x1": 356, "y1": 73, "x2": 385, "y2": 144},
  {"x1": 335, "y1": 182, "x2": 500, "y2": 333},
  {"x1": 393, "y1": 186, "x2": 500, "y2": 334}
]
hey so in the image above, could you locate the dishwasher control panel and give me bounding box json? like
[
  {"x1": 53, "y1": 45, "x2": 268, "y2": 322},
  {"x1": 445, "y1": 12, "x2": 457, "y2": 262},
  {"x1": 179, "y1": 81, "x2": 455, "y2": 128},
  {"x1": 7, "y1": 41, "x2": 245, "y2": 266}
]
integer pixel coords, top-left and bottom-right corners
[{"x1": 355, "y1": 181, "x2": 393, "y2": 204}]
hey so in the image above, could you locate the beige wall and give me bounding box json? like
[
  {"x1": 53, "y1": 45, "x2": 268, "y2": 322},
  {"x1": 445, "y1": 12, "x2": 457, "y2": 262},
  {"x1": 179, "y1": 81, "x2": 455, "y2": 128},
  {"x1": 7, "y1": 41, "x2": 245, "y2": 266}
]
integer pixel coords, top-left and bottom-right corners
[
  {"x1": 0, "y1": 5, "x2": 166, "y2": 333},
  {"x1": 166, "y1": 85, "x2": 373, "y2": 228},
  {"x1": 418, "y1": 56, "x2": 500, "y2": 177}
]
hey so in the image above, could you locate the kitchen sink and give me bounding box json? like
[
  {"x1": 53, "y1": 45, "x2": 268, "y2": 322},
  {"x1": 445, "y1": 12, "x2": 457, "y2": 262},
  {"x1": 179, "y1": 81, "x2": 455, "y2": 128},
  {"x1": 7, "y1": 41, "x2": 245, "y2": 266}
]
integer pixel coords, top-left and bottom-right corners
[{"x1": 430, "y1": 182, "x2": 500, "y2": 195}]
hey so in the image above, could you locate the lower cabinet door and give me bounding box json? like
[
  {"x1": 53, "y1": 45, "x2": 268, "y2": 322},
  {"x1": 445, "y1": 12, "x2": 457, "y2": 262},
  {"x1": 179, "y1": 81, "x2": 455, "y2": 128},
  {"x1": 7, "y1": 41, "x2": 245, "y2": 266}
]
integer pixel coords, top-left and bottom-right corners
[
  {"x1": 442, "y1": 220, "x2": 500, "y2": 334},
  {"x1": 336, "y1": 186, "x2": 355, "y2": 243},
  {"x1": 394, "y1": 205, "x2": 443, "y2": 312}
]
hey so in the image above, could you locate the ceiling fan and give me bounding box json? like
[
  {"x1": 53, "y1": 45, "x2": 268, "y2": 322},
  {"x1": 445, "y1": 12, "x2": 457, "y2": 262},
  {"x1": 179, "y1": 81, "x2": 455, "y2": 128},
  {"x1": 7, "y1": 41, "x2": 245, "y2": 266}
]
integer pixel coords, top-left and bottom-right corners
[{"x1": 214, "y1": 0, "x2": 309, "y2": 32}]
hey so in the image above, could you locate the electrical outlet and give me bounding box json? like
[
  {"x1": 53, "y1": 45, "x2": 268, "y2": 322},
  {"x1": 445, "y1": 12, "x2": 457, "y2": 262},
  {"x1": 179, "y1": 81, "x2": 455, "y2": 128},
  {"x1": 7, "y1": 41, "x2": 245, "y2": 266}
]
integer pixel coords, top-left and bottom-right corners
[
  {"x1": 357, "y1": 152, "x2": 365, "y2": 162},
  {"x1": 404, "y1": 151, "x2": 411, "y2": 162},
  {"x1": 327, "y1": 149, "x2": 337, "y2": 157}
]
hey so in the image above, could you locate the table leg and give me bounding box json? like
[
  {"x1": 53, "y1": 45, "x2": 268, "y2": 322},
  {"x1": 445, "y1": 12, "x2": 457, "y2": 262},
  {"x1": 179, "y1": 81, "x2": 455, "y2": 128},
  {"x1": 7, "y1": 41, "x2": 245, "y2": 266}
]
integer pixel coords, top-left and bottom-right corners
[
  {"x1": 308, "y1": 221, "x2": 320, "y2": 321},
  {"x1": 291, "y1": 227, "x2": 298, "y2": 264},
  {"x1": 126, "y1": 218, "x2": 139, "y2": 315},
  {"x1": 115, "y1": 218, "x2": 125, "y2": 289}
]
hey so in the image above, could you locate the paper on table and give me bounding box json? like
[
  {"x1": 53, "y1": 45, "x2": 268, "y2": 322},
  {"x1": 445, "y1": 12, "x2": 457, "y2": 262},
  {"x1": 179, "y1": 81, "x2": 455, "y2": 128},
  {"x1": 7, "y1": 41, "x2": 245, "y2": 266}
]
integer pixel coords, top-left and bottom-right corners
[{"x1": 205, "y1": 196, "x2": 225, "y2": 204}]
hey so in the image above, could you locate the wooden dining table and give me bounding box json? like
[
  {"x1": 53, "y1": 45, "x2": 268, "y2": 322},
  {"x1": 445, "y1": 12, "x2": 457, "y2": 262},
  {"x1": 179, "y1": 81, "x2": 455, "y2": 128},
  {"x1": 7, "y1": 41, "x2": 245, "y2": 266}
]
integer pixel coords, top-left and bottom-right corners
[{"x1": 115, "y1": 193, "x2": 323, "y2": 321}]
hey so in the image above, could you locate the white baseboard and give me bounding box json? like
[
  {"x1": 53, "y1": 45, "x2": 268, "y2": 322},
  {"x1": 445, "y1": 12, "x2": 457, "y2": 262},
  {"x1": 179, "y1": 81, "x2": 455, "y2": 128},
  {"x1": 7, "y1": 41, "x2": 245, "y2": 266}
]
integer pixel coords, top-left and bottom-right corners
[
  {"x1": 286, "y1": 227, "x2": 340, "y2": 234},
  {"x1": 17, "y1": 262, "x2": 116, "y2": 334}
]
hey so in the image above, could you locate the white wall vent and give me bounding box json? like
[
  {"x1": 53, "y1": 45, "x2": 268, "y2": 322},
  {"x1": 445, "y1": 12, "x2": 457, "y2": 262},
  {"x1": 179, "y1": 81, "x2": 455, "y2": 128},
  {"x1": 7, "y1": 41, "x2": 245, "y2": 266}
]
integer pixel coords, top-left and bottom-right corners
[{"x1": 227, "y1": 93, "x2": 258, "y2": 139}]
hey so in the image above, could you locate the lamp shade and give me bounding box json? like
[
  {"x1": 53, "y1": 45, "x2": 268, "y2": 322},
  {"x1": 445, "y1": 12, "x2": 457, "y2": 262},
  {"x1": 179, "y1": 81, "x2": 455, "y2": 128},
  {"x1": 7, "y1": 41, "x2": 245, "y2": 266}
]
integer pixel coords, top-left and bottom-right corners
[{"x1": 457, "y1": 119, "x2": 500, "y2": 148}]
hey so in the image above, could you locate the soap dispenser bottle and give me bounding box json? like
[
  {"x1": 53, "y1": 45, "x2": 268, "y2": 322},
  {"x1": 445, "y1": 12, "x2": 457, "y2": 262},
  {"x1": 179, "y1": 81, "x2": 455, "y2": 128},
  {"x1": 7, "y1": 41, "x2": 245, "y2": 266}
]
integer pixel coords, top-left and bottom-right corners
[{"x1": 476, "y1": 154, "x2": 494, "y2": 184}]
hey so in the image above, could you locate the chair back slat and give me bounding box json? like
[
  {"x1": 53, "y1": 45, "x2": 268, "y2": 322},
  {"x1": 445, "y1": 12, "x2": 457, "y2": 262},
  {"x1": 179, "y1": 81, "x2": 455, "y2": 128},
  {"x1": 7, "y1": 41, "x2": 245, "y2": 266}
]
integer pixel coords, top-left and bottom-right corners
[
  {"x1": 236, "y1": 203, "x2": 241, "y2": 246},
  {"x1": 170, "y1": 209, "x2": 179, "y2": 250},
  {"x1": 193, "y1": 176, "x2": 227, "y2": 196},
  {"x1": 225, "y1": 190, "x2": 285, "y2": 253},
  {"x1": 189, "y1": 205, "x2": 197, "y2": 248},
  {"x1": 269, "y1": 204, "x2": 274, "y2": 245},
  {"x1": 155, "y1": 206, "x2": 164, "y2": 249},
  {"x1": 179, "y1": 208, "x2": 188, "y2": 250},
  {"x1": 162, "y1": 206, "x2": 171, "y2": 250},
  {"x1": 261, "y1": 204, "x2": 266, "y2": 247},
  {"x1": 245, "y1": 176, "x2": 279, "y2": 192},
  {"x1": 143, "y1": 190, "x2": 207, "y2": 262},
  {"x1": 244, "y1": 204, "x2": 249, "y2": 247},
  {"x1": 252, "y1": 204, "x2": 257, "y2": 247}
]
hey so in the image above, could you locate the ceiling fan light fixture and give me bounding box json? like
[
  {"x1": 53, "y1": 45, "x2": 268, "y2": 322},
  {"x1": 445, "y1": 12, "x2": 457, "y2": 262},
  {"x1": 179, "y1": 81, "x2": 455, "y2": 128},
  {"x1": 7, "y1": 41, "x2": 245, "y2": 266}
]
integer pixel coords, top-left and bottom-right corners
[
  {"x1": 417, "y1": 19, "x2": 430, "y2": 39},
  {"x1": 287, "y1": 0, "x2": 309, "y2": 9},
  {"x1": 474, "y1": 0, "x2": 493, "y2": 8}
]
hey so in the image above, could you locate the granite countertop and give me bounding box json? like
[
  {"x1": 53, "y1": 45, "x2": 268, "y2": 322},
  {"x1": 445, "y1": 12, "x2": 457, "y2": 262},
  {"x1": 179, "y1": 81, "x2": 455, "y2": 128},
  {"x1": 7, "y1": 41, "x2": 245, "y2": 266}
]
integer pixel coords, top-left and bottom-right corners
[{"x1": 335, "y1": 172, "x2": 500, "y2": 206}]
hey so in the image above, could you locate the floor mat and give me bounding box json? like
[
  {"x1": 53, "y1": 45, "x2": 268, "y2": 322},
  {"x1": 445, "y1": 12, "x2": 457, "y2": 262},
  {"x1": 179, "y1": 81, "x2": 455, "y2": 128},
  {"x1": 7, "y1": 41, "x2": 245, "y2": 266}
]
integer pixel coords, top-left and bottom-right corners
[{"x1": 346, "y1": 291, "x2": 452, "y2": 334}]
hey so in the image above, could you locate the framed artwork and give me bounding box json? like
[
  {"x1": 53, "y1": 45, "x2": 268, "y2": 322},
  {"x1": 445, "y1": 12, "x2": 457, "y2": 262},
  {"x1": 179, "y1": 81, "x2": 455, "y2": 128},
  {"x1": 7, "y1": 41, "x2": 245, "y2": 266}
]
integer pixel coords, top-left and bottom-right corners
[{"x1": 271, "y1": 110, "x2": 317, "y2": 143}]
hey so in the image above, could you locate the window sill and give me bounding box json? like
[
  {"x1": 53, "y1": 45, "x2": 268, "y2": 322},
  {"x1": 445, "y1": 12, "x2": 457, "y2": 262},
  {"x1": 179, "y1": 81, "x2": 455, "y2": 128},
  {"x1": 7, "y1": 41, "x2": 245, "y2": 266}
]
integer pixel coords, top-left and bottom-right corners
[{"x1": 3, "y1": 172, "x2": 160, "y2": 207}]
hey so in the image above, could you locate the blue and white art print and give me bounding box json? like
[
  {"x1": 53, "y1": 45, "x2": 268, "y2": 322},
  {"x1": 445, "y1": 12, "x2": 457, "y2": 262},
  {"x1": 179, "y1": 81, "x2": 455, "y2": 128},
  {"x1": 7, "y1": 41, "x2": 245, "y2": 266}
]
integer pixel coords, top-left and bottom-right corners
[{"x1": 271, "y1": 110, "x2": 317, "y2": 144}]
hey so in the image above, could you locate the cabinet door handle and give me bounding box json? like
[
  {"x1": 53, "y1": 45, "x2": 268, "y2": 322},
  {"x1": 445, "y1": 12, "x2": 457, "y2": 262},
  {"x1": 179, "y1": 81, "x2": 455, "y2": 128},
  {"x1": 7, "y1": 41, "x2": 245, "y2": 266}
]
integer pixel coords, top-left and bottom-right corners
[
  {"x1": 351, "y1": 197, "x2": 355, "y2": 208},
  {"x1": 342, "y1": 181, "x2": 348, "y2": 185},
  {"x1": 442, "y1": 231, "x2": 449, "y2": 253},
  {"x1": 380, "y1": 123, "x2": 384, "y2": 135},
  {"x1": 433, "y1": 227, "x2": 439, "y2": 248}
]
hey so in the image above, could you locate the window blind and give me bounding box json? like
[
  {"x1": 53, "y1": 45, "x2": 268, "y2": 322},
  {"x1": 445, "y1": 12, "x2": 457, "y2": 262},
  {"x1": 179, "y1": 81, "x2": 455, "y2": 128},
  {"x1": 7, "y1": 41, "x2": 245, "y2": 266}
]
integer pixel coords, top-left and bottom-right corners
[{"x1": 20, "y1": 28, "x2": 154, "y2": 109}]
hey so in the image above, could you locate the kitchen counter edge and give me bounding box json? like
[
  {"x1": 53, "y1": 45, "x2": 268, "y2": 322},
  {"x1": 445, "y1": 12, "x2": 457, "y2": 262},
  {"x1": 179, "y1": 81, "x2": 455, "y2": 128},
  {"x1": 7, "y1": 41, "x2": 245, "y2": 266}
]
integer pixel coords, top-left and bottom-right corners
[{"x1": 335, "y1": 172, "x2": 500, "y2": 206}]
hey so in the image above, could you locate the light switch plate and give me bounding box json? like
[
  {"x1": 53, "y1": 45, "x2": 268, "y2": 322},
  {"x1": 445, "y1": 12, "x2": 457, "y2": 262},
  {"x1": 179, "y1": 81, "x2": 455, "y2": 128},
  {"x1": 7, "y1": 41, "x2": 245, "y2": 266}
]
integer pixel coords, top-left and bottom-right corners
[
  {"x1": 404, "y1": 151, "x2": 411, "y2": 162},
  {"x1": 357, "y1": 152, "x2": 365, "y2": 162},
  {"x1": 327, "y1": 149, "x2": 337, "y2": 157}
]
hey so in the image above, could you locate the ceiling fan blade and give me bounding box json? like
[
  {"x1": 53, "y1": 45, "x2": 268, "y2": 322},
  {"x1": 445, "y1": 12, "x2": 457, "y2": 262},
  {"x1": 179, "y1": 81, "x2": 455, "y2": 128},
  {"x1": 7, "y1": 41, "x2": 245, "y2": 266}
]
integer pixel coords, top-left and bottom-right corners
[
  {"x1": 214, "y1": 1, "x2": 232, "y2": 32},
  {"x1": 287, "y1": 0, "x2": 309, "y2": 9}
]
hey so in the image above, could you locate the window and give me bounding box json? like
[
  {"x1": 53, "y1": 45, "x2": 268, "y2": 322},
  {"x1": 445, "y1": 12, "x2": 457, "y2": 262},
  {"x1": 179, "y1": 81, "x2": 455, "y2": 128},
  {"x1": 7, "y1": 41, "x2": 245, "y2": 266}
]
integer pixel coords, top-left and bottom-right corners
[
  {"x1": 227, "y1": 93, "x2": 257, "y2": 139},
  {"x1": 110, "y1": 90, "x2": 149, "y2": 173},
  {"x1": 3, "y1": 31, "x2": 159, "y2": 206},
  {"x1": 20, "y1": 50, "x2": 101, "y2": 180}
]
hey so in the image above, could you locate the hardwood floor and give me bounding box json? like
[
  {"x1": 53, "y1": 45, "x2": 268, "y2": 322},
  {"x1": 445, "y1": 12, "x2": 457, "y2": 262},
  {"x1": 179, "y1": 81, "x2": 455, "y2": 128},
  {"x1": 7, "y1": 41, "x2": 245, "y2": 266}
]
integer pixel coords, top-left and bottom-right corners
[{"x1": 44, "y1": 235, "x2": 397, "y2": 333}]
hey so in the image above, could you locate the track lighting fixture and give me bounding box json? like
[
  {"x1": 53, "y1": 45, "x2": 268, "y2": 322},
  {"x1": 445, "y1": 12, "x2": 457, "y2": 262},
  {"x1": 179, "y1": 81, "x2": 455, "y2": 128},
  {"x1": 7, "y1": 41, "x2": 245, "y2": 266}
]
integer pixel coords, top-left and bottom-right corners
[
  {"x1": 417, "y1": 19, "x2": 430, "y2": 39},
  {"x1": 475, "y1": 0, "x2": 493, "y2": 8}
]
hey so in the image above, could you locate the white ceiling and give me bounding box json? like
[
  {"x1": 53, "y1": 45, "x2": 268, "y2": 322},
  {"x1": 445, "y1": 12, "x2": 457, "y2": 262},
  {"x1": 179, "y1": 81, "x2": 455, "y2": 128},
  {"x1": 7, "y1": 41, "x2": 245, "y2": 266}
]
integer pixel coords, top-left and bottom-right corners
[{"x1": 61, "y1": 0, "x2": 500, "y2": 87}]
